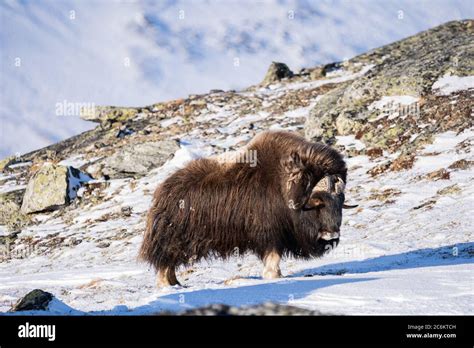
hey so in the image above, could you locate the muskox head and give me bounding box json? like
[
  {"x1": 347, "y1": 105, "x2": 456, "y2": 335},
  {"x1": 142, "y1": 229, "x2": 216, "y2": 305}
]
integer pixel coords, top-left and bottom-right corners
[
  {"x1": 283, "y1": 152, "x2": 357, "y2": 243},
  {"x1": 304, "y1": 175, "x2": 347, "y2": 241}
]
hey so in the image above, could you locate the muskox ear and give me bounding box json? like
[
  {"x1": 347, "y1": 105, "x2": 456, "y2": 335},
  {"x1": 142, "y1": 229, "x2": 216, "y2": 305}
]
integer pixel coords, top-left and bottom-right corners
[{"x1": 304, "y1": 196, "x2": 325, "y2": 210}]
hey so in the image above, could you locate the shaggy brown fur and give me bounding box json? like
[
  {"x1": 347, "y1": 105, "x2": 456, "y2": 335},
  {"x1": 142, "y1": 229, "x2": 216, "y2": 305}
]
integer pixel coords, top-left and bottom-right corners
[{"x1": 139, "y1": 131, "x2": 348, "y2": 286}]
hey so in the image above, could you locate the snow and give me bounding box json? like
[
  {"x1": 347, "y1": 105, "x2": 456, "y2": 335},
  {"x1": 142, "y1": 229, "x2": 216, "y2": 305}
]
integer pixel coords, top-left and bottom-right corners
[
  {"x1": 419, "y1": 129, "x2": 473, "y2": 155},
  {"x1": 268, "y1": 64, "x2": 375, "y2": 92},
  {"x1": 281, "y1": 103, "x2": 317, "y2": 119},
  {"x1": 67, "y1": 167, "x2": 92, "y2": 201},
  {"x1": 194, "y1": 108, "x2": 234, "y2": 123},
  {"x1": 335, "y1": 135, "x2": 366, "y2": 151},
  {"x1": 6, "y1": 162, "x2": 32, "y2": 169},
  {"x1": 2, "y1": 1, "x2": 473, "y2": 158},
  {"x1": 432, "y1": 75, "x2": 474, "y2": 95},
  {"x1": 0, "y1": 226, "x2": 9, "y2": 237},
  {"x1": 1, "y1": 126, "x2": 472, "y2": 315},
  {"x1": 160, "y1": 116, "x2": 184, "y2": 128},
  {"x1": 173, "y1": 140, "x2": 215, "y2": 165},
  {"x1": 368, "y1": 95, "x2": 420, "y2": 110},
  {"x1": 59, "y1": 155, "x2": 97, "y2": 168},
  {"x1": 0, "y1": 183, "x2": 26, "y2": 195},
  {"x1": 216, "y1": 112, "x2": 269, "y2": 134},
  {"x1": 368, "y1": 95, "x2": 420, "y2": 121}
]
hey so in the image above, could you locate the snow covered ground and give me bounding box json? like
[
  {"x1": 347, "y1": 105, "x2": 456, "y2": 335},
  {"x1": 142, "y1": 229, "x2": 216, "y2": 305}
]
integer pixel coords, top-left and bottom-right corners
[{"x1": 0, "y1": 89, "x2": 472, "y2": 315}]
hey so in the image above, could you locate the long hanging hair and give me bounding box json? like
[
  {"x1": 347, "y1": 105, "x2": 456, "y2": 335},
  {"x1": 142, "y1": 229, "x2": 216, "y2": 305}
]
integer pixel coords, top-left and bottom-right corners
[{"x1": 139, "y1": 131, "x2": 347, "y2": 271}]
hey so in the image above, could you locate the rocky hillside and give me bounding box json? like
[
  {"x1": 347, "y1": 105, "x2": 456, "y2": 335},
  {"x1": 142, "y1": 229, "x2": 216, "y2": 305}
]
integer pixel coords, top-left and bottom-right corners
[{"x1": 0, "y1": 20, "x2": 473, "y2": 315}]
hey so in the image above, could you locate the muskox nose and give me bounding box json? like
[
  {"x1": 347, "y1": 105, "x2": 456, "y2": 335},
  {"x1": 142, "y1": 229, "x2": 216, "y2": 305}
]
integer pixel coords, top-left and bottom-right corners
[{"x1": 319, "y1": 230, "x2": 340, "y2": 241}]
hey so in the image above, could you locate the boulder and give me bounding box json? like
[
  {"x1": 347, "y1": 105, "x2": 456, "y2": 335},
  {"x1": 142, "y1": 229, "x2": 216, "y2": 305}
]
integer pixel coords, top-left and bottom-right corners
[
  {"x1": 101, "y1": 140, "x2": 180, "y2": 179},
  {"x1": 0, "y1": 156, "x2": 16, "y2": 172},
  {"x1": 0, "y1": 188, "x2": 30, "y2": 231},
  {"x1": 305, "y1": 86, "x2": 346, "y2": 142},
  {"x1": 80, "y1": 106, "x2": 139, "y2": 124},
  {"x1": 261, "y1": 62, "x2": 294, "y2": 86},
  {"x1": 9, "y1": 289, "x2": 53, "y2": 312},
  {"x1": 21, "y1": 163, "x2": 91, "y2": 214}
]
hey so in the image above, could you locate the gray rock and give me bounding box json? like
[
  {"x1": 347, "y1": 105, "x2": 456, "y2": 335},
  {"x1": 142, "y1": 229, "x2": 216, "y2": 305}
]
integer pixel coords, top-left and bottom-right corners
[
  {"x1": 21, "y1": 164, "x2": 91, "y2": 214},
  {"x1": 305, "y1": 20, "x2": 474, "y2": 149},
  {"x1": 166, "y1": 302, "x2": 330, "y2": 316},
  {"x1": 261, "y1": 62, "x2": 294, "y2": 86},
  {"x1": 305, "y1": 86, "x2": 347, "y2": 141},
  {"x1": 0, "y1": 187, "x2": 25, "y2": 207},
  {"x1": 0, "y1": 156, "x2": 16, "y2": 172},
  {"x1": 9, "y1": 289, "x2": 53, "y2": 312},
  {"x1": 80, "y1": 105, "x2": 139, "y2": 124},
  {"x1": 437, "y1": 184, "x2": 461, "y2": 196},
  {"x1": 101, "y1": 140, "x2": 180, "y2": 179},
  {"x1": 0, "y1": 188, "x2": 30, "y2": 231},
  {"x1": 335, "y1": 112, "x2": 362, "y2": 136}
]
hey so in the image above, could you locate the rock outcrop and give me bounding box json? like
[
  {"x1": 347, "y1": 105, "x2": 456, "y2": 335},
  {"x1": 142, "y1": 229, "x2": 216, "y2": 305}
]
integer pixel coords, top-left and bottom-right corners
[
  {"x1": 80, "y1": 106, "x2": 140, "y2": 124},
  {"x1": 260, "y1": 61, "x2": 294, "y2": 86},
  {"x1": 21, "y1": 164, "x2": 91, "y2": 214},
  {"x1": 305, "y1": 20, "x2": 474, "y2": 152},
  {"x1": 98, "y1": 140, "x2": 180, "y2": 179},
  {"x1": 0, "y1": 188, "x2": 29, "y2": 231}
]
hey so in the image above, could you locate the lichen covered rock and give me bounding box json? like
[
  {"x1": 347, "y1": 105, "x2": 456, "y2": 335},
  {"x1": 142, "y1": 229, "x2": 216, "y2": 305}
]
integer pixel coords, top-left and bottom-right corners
[
  {"x1": 81, "y1": 106, "x2": 140, "y2": 124},
  {"x1": 260, "y1": 62, "x2": 294, "y2": 86},
  {"x1": 0, "y1": 188, "x2": 30, "y2": 231},
  {"x1": 305, "y1": 20, "x2": 474, "y2": 152},
  {"x1": 20, "y1": 163, "x2": 91, "y2": 214},
  {"x1": 0, "y1": 156, "x2": 16, "y2": 172},
  {"x1": 100, "y1": 140, "x2": 180, "y2": 179}
]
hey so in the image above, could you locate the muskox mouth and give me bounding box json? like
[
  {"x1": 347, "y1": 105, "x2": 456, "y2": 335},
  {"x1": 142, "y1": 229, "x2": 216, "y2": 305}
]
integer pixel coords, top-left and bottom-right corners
[{"x1": 318, "y1": 231, "x2": 340, "y2": 241}]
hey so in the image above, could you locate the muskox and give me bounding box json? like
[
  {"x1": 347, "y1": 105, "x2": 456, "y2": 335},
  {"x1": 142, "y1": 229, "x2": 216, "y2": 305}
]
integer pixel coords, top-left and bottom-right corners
[{"x1": 139, "y1": 131, "x2": 356, "y2": 287}]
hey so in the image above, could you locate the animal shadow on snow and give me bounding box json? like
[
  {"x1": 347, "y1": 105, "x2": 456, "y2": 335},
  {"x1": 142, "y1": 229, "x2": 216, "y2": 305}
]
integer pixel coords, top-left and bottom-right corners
[
  {"x1": 131, "y1": 277, "x2": 375, "y2": 314},
  {"x1": 291, "y1": 242, "x2": 474, "y2": 278},
  {"x1": 129, "y1": 243, "x2": 471, "y2": 314}
]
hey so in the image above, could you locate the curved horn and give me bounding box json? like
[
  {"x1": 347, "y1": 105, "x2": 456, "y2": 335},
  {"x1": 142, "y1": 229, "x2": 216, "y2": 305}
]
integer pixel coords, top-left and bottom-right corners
[
  {"x1": 312, "y1": 175, "x2": 330, "y2": 192},
  {"x1": 342, "y1": 203, "x2": 358, "y2": 209},
  {"x1": 334, "y1": 175, "x2": 345, "y2": 194},
  {"x1": 313, "y1": 174, "x2": 346, "y2": 194}
]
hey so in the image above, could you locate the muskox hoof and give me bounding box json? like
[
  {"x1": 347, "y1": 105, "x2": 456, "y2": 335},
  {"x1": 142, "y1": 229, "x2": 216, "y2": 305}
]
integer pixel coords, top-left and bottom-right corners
[
  {"x1": 157, "y1": 267, "x2": 181, "y2": 288},
  {"x1": 157, "y1": 278, "x2": 181, "y2": 288},
  {"x1": 262, "y1": 269, "x2": 282, "y2": 280}
]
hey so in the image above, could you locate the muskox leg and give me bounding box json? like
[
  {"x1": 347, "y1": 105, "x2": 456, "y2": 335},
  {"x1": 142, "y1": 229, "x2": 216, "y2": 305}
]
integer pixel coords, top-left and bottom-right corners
[
  {"x1": 157, "y1": 267, "x2": 180, "y2": 287},
  {"x1": 262, "y1": 250, "x2": 282, "y2": 279}
]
